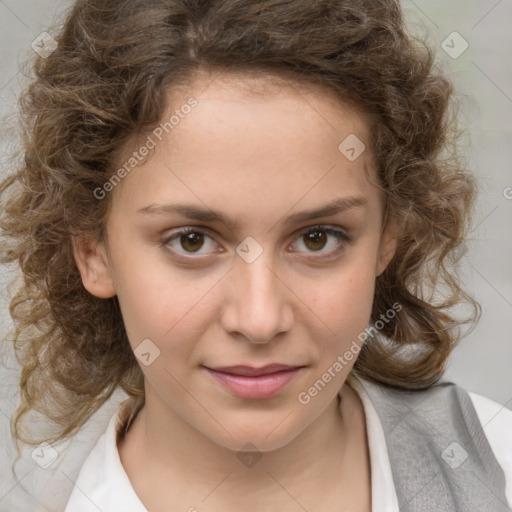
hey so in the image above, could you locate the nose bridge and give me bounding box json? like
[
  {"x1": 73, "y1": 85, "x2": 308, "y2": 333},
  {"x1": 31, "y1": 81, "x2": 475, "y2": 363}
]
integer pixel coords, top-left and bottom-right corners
[
  {"x1": 224, "y1": 243, "x2": 291, "y2": 343},
  {"x1": 242, "y1": 251, "x2": 277, "y2": 305}
]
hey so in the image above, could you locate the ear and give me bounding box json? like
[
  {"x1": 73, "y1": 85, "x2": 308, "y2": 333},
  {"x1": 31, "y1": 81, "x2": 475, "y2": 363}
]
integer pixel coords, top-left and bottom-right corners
[
  {"x1": 376, "y1": 216, "x2": 398, "y2": 277},
  {"x1": 72, "y1": 235, "x2": 116, "y2": 298}
]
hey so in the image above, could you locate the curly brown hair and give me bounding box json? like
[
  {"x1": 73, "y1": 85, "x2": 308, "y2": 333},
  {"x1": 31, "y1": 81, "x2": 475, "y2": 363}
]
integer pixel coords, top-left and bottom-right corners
[{"x1": 1, "y1": 0, "x2": 480, "y2": 465}]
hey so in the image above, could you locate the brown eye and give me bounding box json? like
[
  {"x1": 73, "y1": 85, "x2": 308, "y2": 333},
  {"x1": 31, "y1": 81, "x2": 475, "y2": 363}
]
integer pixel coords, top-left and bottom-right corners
[
  {"x1": 290, "y1": 225, "x2": 350, "y2": 257},
  {"x1": 303, "y1": 230, "x2": 328, "y2": 251},
  {"x1": 180, "y1": 231, "x2": 205, "y2": 253},
  {"x1": 162, "y1": 227, "x2": 219, "y2": 257}
]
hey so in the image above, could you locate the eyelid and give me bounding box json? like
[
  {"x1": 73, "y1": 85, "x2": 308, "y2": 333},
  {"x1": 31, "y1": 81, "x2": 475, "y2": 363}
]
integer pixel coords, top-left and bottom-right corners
[
  {"x1": 160, "y1": 226, "x2": 222, "y2": 263},
  {"x1": 294, "y1": 224, "x2": 350, "y2": 241},
  {"x1": 289, "y1": 224, "x2": 351, "y2": 258}
]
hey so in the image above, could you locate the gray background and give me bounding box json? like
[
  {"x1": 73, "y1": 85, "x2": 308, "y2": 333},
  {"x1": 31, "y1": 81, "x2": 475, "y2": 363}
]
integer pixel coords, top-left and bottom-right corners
[{"x1": 1, "y1": 0, "x2": 511, "y2": 510}]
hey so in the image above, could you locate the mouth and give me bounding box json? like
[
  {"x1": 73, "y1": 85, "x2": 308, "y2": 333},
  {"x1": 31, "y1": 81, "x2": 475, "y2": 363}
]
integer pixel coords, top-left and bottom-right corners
[{"x1": 202, "y1": 364, "x2": 306, "y2": 399}]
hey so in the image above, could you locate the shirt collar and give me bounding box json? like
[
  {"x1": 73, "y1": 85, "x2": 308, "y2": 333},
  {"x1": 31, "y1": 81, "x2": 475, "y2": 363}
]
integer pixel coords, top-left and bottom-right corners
[{"x1": 346, "y1": 372, "x2": 400, "y2": 512}]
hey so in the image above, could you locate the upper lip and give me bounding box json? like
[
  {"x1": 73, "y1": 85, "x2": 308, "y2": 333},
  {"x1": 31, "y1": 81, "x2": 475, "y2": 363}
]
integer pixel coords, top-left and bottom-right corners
[{"x1": 205, "y1": 364, "x2": 304, "y2": 377}]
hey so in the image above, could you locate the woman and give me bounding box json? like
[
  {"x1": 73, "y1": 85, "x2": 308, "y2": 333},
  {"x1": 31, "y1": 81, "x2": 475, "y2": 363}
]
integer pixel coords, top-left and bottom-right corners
[{"x1": 1, "y1": 1, "x2": 510, "y2": 511}]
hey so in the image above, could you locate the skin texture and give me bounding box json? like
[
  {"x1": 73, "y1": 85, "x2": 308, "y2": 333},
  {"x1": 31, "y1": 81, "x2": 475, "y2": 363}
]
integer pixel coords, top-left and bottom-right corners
[{"x1": 73, "y1": 74, "x2": 397, "y2": 511}]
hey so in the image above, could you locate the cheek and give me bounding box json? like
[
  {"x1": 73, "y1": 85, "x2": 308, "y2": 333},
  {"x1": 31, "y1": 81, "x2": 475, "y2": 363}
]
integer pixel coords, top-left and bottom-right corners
[
  {"x1": 108, "y1": 237, "x2": 218, "y2": 344},
  {"x1": 305, "y1": 256, "x2": 376, "y2": 349}
]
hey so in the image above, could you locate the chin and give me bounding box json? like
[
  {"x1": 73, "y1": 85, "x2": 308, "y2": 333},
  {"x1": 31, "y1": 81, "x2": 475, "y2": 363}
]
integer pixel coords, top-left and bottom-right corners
[{"x1": 203, "y1": 418, "x2": 303, "y2": 454}]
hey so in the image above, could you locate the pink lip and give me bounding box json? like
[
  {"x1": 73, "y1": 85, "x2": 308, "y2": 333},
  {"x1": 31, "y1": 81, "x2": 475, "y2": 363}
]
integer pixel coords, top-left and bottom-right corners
[
  {"x1": 204, "y1": 365, "x2": 304, "y2": 399},
  {"x1": 209, "y1": 364, "x2": 300, "y2": 377}
]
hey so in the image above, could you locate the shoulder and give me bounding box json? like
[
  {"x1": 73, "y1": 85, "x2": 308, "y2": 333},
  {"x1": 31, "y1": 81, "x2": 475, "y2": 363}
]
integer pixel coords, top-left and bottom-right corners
[
  {"x1": 468, "y1": 390, "x2": 512, "y2": 431},
  {"x1": 468, "y1": 390, "x2": 512, "y2": 505},
  {"x1": 63, "y1": 401, "x2": 148, "y2": 512},
  {"x1": 351, "y1": 373, "x2": 512, "y2": 508}
]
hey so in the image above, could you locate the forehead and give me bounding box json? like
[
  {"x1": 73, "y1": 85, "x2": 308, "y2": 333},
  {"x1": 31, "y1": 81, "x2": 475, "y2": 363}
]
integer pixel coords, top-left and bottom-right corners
[
  {"x1": 170, "y1": 70, "x2": 370, "y2": 134},
  {"x1": 110, "y1": 73, "x2": 379, "y2": 222}
]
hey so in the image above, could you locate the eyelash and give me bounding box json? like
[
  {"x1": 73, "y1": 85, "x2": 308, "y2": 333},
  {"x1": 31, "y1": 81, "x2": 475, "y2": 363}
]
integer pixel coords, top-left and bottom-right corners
[{"x1": 160, "y1": 225, "x2": 351, "y2": 263}]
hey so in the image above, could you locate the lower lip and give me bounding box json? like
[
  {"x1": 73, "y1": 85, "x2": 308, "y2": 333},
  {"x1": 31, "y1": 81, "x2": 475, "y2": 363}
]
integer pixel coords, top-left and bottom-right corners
[{"x1": 205, "y1": 367, "x2": 303, "y2": 399}]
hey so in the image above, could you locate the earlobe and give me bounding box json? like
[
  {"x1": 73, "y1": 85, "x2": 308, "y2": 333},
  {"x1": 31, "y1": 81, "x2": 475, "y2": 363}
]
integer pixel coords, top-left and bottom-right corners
[
  {"x1": 376, "y1": 218, "x2": 398, "y2": 277},
  {"x1": 72, "y1": 235, "x2": 116, "y2": 299}
]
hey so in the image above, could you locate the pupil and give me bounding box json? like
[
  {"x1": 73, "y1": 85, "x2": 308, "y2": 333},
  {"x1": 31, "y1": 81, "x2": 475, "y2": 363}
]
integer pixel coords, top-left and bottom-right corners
[
  {"x1": 305, "y1": 231, "x2": 326, "y2": 251},
  {"x1": 181, "y1": 232, "x2": 204, "y2": 252}
]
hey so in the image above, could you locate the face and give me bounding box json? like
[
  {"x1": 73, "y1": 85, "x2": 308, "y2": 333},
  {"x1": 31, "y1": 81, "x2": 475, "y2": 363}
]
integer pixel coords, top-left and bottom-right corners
[{"x1": 74, "y1": 74, "x2": 396, "y2": 453}]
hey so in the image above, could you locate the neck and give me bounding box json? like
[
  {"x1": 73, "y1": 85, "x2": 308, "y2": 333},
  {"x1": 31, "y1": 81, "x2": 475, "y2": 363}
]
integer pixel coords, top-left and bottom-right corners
[{"x1": 118, "y1": 379, "x2": 370, "y2": 510}]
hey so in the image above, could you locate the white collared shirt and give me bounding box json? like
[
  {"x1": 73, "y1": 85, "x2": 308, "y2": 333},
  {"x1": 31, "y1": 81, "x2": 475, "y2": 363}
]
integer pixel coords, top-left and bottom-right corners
[{"x1": 63, "y1": 374, "x2": 512, "y2": 512}]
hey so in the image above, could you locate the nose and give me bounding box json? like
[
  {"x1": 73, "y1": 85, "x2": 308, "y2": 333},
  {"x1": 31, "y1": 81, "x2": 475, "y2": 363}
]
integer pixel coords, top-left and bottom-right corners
[{"x1": 220, "y1": 248, "x2": 294, "y2": 344}]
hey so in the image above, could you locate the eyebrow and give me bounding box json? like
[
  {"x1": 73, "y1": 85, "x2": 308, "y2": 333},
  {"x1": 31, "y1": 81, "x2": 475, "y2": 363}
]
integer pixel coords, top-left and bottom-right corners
[{"x1": 137, "y1": 196, "x2": 367, "y2": 231}]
